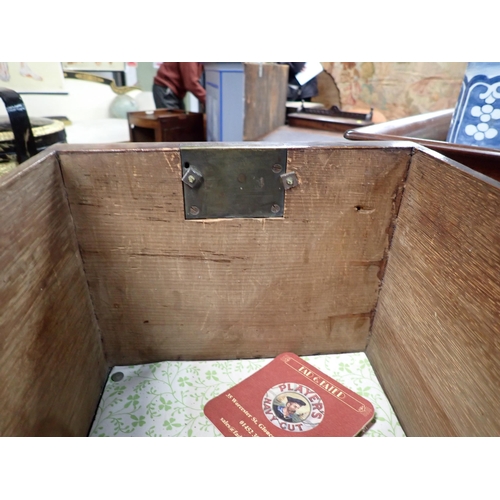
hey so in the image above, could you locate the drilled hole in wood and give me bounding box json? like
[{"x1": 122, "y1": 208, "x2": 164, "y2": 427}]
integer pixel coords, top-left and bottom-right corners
[{"x1": 354, "y1": 205, "x2": 375, "y2": 214}]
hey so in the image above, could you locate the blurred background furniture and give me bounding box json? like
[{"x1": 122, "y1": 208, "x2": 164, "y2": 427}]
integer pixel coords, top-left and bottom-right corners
[
  {"x1": 205, "y1": 62, "x2": 288, "y2": 141},
  {"x1": 0, "y1": 62, "x2": 473, "y2": 150},
  {"x1": 344, "y1": 109, "x2": 500, "y2": 181},
  {"x1": 128, "y1": 109, "x2": 205, "y2": 142},
  {"x1": 287, "y1": 105, "x2": 374, "y2": 133}
]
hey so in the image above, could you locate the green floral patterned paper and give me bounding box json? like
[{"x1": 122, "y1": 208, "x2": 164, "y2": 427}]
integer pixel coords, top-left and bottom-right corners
[{"x1": 89, "y1": 353, "x2": 405, "y2": 437}]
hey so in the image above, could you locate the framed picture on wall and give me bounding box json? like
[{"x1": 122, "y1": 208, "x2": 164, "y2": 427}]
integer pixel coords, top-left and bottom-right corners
[{"x1": 0, "y1": 62, "x2": 66, "y2": 94}]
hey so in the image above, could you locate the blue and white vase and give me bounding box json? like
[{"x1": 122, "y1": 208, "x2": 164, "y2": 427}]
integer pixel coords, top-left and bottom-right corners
[{"x1": 447, "y1": 62, "x2": 500, "y2": 148}]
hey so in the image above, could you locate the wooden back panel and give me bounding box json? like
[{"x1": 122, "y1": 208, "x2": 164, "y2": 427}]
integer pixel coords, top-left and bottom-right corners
[
  {"x1": 58, "y1": 144, "x2": 410, "y2": 366},
  {"x1": 367, "y1": 149, "x2": 500, "y2": 436},
  {"x1": 0, "y1": 152, "x2": 107, "y2": 436}
]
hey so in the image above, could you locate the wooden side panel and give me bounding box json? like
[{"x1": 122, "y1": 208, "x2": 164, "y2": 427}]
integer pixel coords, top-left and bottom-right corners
[
  {"x1": 59, "y1": 145, "x2": 410, "y2": 366},
  {"x1": 0, "y1": 153, "x2": 107, "y2": 436},
  {"x1": 367, "y1": 150, "x2": 500, "y2": 436},
  {"x1": 243, "y1": 63, "x2": 288, "y2": 141}
]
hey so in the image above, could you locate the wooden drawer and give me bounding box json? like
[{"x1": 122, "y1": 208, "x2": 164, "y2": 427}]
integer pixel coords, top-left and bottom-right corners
[{"x1": 1, "y1": 142, "x2": 499, "y2": 436}]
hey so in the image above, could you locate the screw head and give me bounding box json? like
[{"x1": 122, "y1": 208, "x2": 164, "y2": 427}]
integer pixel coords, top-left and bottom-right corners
[
  {"x1": 111, "y1": 372, "x2": 124, "y2": 382},
  {"x1": 189, "y1": 206, "x2": 200, "y2": 216},
  {"x1": 272, "y1": 163, "x2": 283, "y2": 173},
  {"x1": 188, "y1": 175, "x2": 196, "y2": 184},
  {"x1": 286, "y1": 178, "x2": 294, "y2": 185},
  {"x1": 271, "y1": 204, "x2": 280, "y2": 214}
]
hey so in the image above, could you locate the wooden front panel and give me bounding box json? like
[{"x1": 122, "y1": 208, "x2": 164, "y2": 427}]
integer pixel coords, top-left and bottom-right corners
[
  {"x1": 243, "y1": 63, "x2": 288, "y2": 141},
  {"x1": 0, "y1": 152, "x2": 107, "y2": 436},
  {"x1": 367, "y1": 150, "x2": 500, "y2": 436},
  {"x1": 59, "y1": 144, "x2": 410, "y2": 366}
]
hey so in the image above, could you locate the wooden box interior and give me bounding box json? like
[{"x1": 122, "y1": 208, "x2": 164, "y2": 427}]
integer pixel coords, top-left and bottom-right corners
[{"x1": 1, "y1": 142, "x2": 499, "y2": 437}]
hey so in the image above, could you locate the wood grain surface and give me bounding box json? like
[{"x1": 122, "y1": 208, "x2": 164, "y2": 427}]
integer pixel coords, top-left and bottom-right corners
[
  {"x1": 243, "y1": 63, "x2": 288, "y2": 141},
  {"x1": 0, "y1": 152, "x2": 107, "y2": 436},
  {"x1": 59, "y1": 144, "x2": 411, "y2": 365},
  {"x1": 367, "y1": 150, "x2": 500, "y2": 436}
]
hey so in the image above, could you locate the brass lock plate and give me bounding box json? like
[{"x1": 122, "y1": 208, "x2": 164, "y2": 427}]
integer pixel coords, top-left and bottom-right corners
[{"x1": 180, "y1": 147, "x2": 287, "y2": 219}]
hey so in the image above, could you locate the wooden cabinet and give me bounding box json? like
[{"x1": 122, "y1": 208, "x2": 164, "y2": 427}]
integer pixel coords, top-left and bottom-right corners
[{"x1": 127, "y1": 109, "x2": 205, "y2": 142}]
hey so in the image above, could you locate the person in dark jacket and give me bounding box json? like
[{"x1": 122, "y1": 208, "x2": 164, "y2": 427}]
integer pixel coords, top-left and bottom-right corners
[
  {"x1": 153, "y1": 62, "x2": 206, "y2": 110},
  {"x1": 283, "y1": 62, "x2": 319, "y2": 102}
]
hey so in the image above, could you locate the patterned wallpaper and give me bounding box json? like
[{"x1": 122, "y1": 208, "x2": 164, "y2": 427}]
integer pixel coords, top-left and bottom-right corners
[{"x1": 321, "y1": 62, "x2": 467, "y2": 121}]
